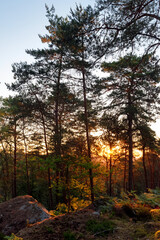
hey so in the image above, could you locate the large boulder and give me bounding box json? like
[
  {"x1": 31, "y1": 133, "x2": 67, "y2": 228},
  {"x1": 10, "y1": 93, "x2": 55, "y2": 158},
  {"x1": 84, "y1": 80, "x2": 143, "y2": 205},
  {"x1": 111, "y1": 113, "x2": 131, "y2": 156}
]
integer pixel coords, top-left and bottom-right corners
[{"x1": 0, "y1": 195, "x2": 51, "y2": 235}]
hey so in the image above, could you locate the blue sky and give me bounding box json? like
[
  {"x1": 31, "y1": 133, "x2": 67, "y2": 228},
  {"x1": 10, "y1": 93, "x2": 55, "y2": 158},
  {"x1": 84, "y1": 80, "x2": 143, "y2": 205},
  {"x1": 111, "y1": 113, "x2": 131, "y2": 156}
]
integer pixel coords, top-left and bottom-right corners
[{"x1": 0, "y1": 0, "x2": 94, "y2": 97}]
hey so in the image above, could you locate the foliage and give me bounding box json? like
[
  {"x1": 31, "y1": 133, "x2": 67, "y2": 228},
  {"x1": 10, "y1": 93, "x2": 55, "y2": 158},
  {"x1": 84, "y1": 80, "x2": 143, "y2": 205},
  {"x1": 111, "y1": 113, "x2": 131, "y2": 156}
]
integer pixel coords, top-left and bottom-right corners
[
  {"x1": 137, "y1": 190, "x2": 160, "y2": 208},
  {"x1": 111, "y1": 191, "x2": 160, "y2": 221},
  {"x1": 155, "y1": 230, "x2": 160, "y2": 240},
  {"x1": 50, "y1": 197, "x2": 91, "y2": 216},
  {"x1": 150, "y1": 209, "x2": 160, "y2": 221},
  {"x1": 4, "y1": 234, "x2": 23, "y2": 240},
  {"x1": 63, "y1": 230, "x2": 76, "y2": 240},
  {"x1": 86, "y1": 219, "x2": 115, "y2": 236},
  {"x1": 135, "y1": 205, "x2": 152, "y2": 221},
  {"x1": 133, "y1": 227, "x2": 147, "y2": 238}
]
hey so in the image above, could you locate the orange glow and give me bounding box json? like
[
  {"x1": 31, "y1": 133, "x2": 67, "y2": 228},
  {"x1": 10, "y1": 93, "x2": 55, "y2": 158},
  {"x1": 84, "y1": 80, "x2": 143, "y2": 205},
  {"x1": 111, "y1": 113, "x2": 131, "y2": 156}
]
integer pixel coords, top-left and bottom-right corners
[
  {"x1": 97, "y1": 139, "x2": 142, "y2": 159},
  {"x1": 133, "y1": 149, "x2": 143, "y2": 158},
  {"x1": 98, "y1": 140, "x2": 112, "y2": 157}
]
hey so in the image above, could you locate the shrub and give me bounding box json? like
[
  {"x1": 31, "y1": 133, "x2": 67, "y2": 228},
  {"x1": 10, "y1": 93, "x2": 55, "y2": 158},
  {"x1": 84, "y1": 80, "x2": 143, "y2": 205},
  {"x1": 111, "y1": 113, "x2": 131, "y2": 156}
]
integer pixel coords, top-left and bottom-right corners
[
  {"x1": 150, "y1": 209, "x2": 160, "y2": 221},
  {"x1": 4, "y1": 234, "x2": 23, "y2": 240},
  {"x1": 86, "y1": 219, "x2": 115, "y2": 236},
  {"x1": 63, "y1": 230, "x2": 76, "y2": 240},
  {"x1": 135, "y1": 206, "x2": 152, "y2": 221},
  {"x1": 134, "y1": 227, "x2": 147, "y2": 238}
]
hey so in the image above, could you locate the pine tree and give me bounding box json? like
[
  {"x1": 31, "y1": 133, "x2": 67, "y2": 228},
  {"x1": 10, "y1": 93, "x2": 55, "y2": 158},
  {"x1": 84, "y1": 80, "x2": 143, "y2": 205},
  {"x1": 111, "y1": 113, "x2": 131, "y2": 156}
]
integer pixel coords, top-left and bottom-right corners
[
  {"x1": 66, "y1": 4, "x2": 100, "y2": 202},
  {"x1": 96, "y1": 0, "x2": 160, "y2": 56},
  {"x1": 100, "y1": 54, "x2": 160, "y2": 191}
]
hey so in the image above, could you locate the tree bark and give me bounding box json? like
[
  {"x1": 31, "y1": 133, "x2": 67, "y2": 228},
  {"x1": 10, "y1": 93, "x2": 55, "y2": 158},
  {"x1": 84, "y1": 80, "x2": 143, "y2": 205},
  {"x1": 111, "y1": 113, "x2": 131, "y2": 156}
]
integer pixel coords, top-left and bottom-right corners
[
  {"x1": 41, "y1": 113, "x2": 53, "y2": 209},
  {"x1": 105, "y1": 157, "x2": 109, "y2": 194},
  {"x1": 123, "y1": 148, "x2": 127, "y2": 192},
  {"x1": 22, "y1": 118, "x2": 31, "y2": 195},
  {"x1": 109, "y1": 144, "x2": 112, "y2": 196},
  {"x1": 12, "y1": 120, "x2": 17, "y2": 198},
  {"x1": 142, "y1": 145, "x2": 149, "y2": 192},
  {"x1": 82, "y1": 68, "x2": 94, "y2": 202},
  {"x1": 55, "y1": 55, "x2": 62, "y2": 204}
]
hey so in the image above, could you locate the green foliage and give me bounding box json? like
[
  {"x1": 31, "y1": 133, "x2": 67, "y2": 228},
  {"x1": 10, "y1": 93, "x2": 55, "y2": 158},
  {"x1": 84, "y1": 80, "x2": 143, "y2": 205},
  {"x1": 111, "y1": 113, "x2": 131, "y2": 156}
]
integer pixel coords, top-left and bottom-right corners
[
  {"x1": 150, "y1": 209, "x2": 160, "y2": 221},
  {"x1": 135, "y1": 206, "x2": 152, "y2": 221},
  {"x1": 70, "y1": 197, "x2": 91, "y2": 211},
  {"x1": 137, "y1": 190, "x2": 160, "y2": 208},
  {"x1": 86, "y1": 219, "x2": 115, "y2": 236},
  {"x1": 4, "y1": 234, "x2": 23, "y2": 240},
  {"x1": 133, "y1": 227, "x2": 147, "y2": 239},
  {"x1": 63, "y1": 230, "x2": 76, "y2": 240},
  {"x1": 56, "y1": 203, "x2": 68, "y2": 214},
  {"x1": 50, "y1": 198, "x2": 91, "y2": 216},
  {"x1": 112, "y1": 191, "x2": 160, "y2": 221},
  {"x1": 98, "y1": 204, "x2": 112, "y2": 214}
]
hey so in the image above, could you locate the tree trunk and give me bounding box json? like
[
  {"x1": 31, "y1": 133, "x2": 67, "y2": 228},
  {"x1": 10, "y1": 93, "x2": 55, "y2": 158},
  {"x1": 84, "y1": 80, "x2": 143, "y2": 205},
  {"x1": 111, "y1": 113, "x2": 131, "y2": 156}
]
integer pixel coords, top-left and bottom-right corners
[
  {"x1": 105, "y1": 157, "x2": 109, "y2": 194},
  {"x1": 142, "y1": 145, "x2": 149, "y2": 192},
  {"x1": 65, "y1": 166, "x2": 71, "y2": 212},
  {"x1": 12, "y1": 120, "x2": 17, "y2": 198},
  {"x1": 109, "y1": 144, "x2": 112, "y2": 196},
  {"x1": 123, "y1": 148, "x2": 127, "y2": 192},
  {"x1": 128, "y1": 89, "x2": 133, "y2": 192},
  {"x1": 55, "y1": 56, "x2": 62, "y2": 204},
  {"x1": 22, "y1": 118, "x2": 30, "y2": 195},
  {"x1": 1, "y1": 141, "x2": 10, "y2": 199},
  {"x1": 41, "y1": 113, "x2": 54, "y2": 209},
  {"x1": 82, "y1": 67, "x2": 94, "y2": 203}
]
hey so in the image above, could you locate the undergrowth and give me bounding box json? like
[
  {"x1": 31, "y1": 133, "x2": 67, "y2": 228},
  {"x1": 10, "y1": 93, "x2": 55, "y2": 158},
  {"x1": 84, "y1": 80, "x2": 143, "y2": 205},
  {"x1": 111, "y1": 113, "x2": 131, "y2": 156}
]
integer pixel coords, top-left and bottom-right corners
[{"x1": 86, "y1": 219, "x2": 115, "y2": 236}]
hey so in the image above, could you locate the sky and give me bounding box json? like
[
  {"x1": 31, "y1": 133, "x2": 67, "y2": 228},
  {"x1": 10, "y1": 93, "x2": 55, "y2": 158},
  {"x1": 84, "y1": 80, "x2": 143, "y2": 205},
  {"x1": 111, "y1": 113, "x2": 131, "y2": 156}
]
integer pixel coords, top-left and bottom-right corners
[
  {"x1": 0, "y1": 0, "x2": 160, "y2": 138},
  {"x1": 0, "y1": 0, "x2": 94, "y2": 97}
]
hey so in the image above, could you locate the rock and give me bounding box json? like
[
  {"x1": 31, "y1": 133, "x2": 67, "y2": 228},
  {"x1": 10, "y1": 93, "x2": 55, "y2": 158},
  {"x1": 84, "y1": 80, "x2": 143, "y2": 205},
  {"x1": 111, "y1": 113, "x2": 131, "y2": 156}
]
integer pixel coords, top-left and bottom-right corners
[
  {"x1": 92, "y1": 211, "x2": 100, "y2": 216},
  {"x1": 0, "y1": 195, "x2": 51, "y2": 235}
]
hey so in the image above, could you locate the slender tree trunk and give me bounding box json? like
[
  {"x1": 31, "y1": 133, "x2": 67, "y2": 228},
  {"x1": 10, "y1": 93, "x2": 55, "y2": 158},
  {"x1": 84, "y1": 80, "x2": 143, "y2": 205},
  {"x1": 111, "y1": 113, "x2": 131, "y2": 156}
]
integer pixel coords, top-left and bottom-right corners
[
  {"x1": 159, "y1": 161, "x2": 160, "y2": 188},
  {"x1": 82, "y1": 67, "x2": 94, "y2": 203},
  {"x1": 1, "y1": 160, "x2": 7, "y2": 201},
  {"x1": 148, "y1": 154, "x2": 153, "y2": 188},
  {"x1": 65, "y1": 166, "x2": 71, "y2": 212},
  {"x1": 1, "y1": 141, "x2": 10, "y2": 185},
  {"x1": 109, "y1": 144, "x2": 112, "y2": 196},
  {"x1": 128, "y1": 113, "x2": 133, "y2": 191},
  {"x1": 55, "y1": 56, "x2": 62, "y2": 204},
  {"x1": 142, "y1": 145, "x2": 149, "y2": 192},
  {"x1": 105, "y1": 157, "x2": 109, "y2": 194},
  {"x1": 152, "y1": 156, "x2": 155, "y2": 189},
  {"x1": 128, "y1": 84, "x2": 133, "y2": 192},
  {"x1": 12, "y1": 120, "x2": 17, "y2": 198},
  {"x1": 41, "y1": 113, "x2": 54, "y2": 209},
  {"x1": 22, "y1": 118, "x2": 30, "y2": 195},
  {"x1": 123, "y1": 148, "x2": 127, "y2": 192}
]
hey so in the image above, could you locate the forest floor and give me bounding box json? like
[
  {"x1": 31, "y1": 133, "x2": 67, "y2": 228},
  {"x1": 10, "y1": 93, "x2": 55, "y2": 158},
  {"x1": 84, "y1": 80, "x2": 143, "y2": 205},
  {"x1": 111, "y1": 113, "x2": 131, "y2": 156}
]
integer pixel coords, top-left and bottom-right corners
[{"x1": 16, "y1": 197, "x2": 160, "y2": 240}]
